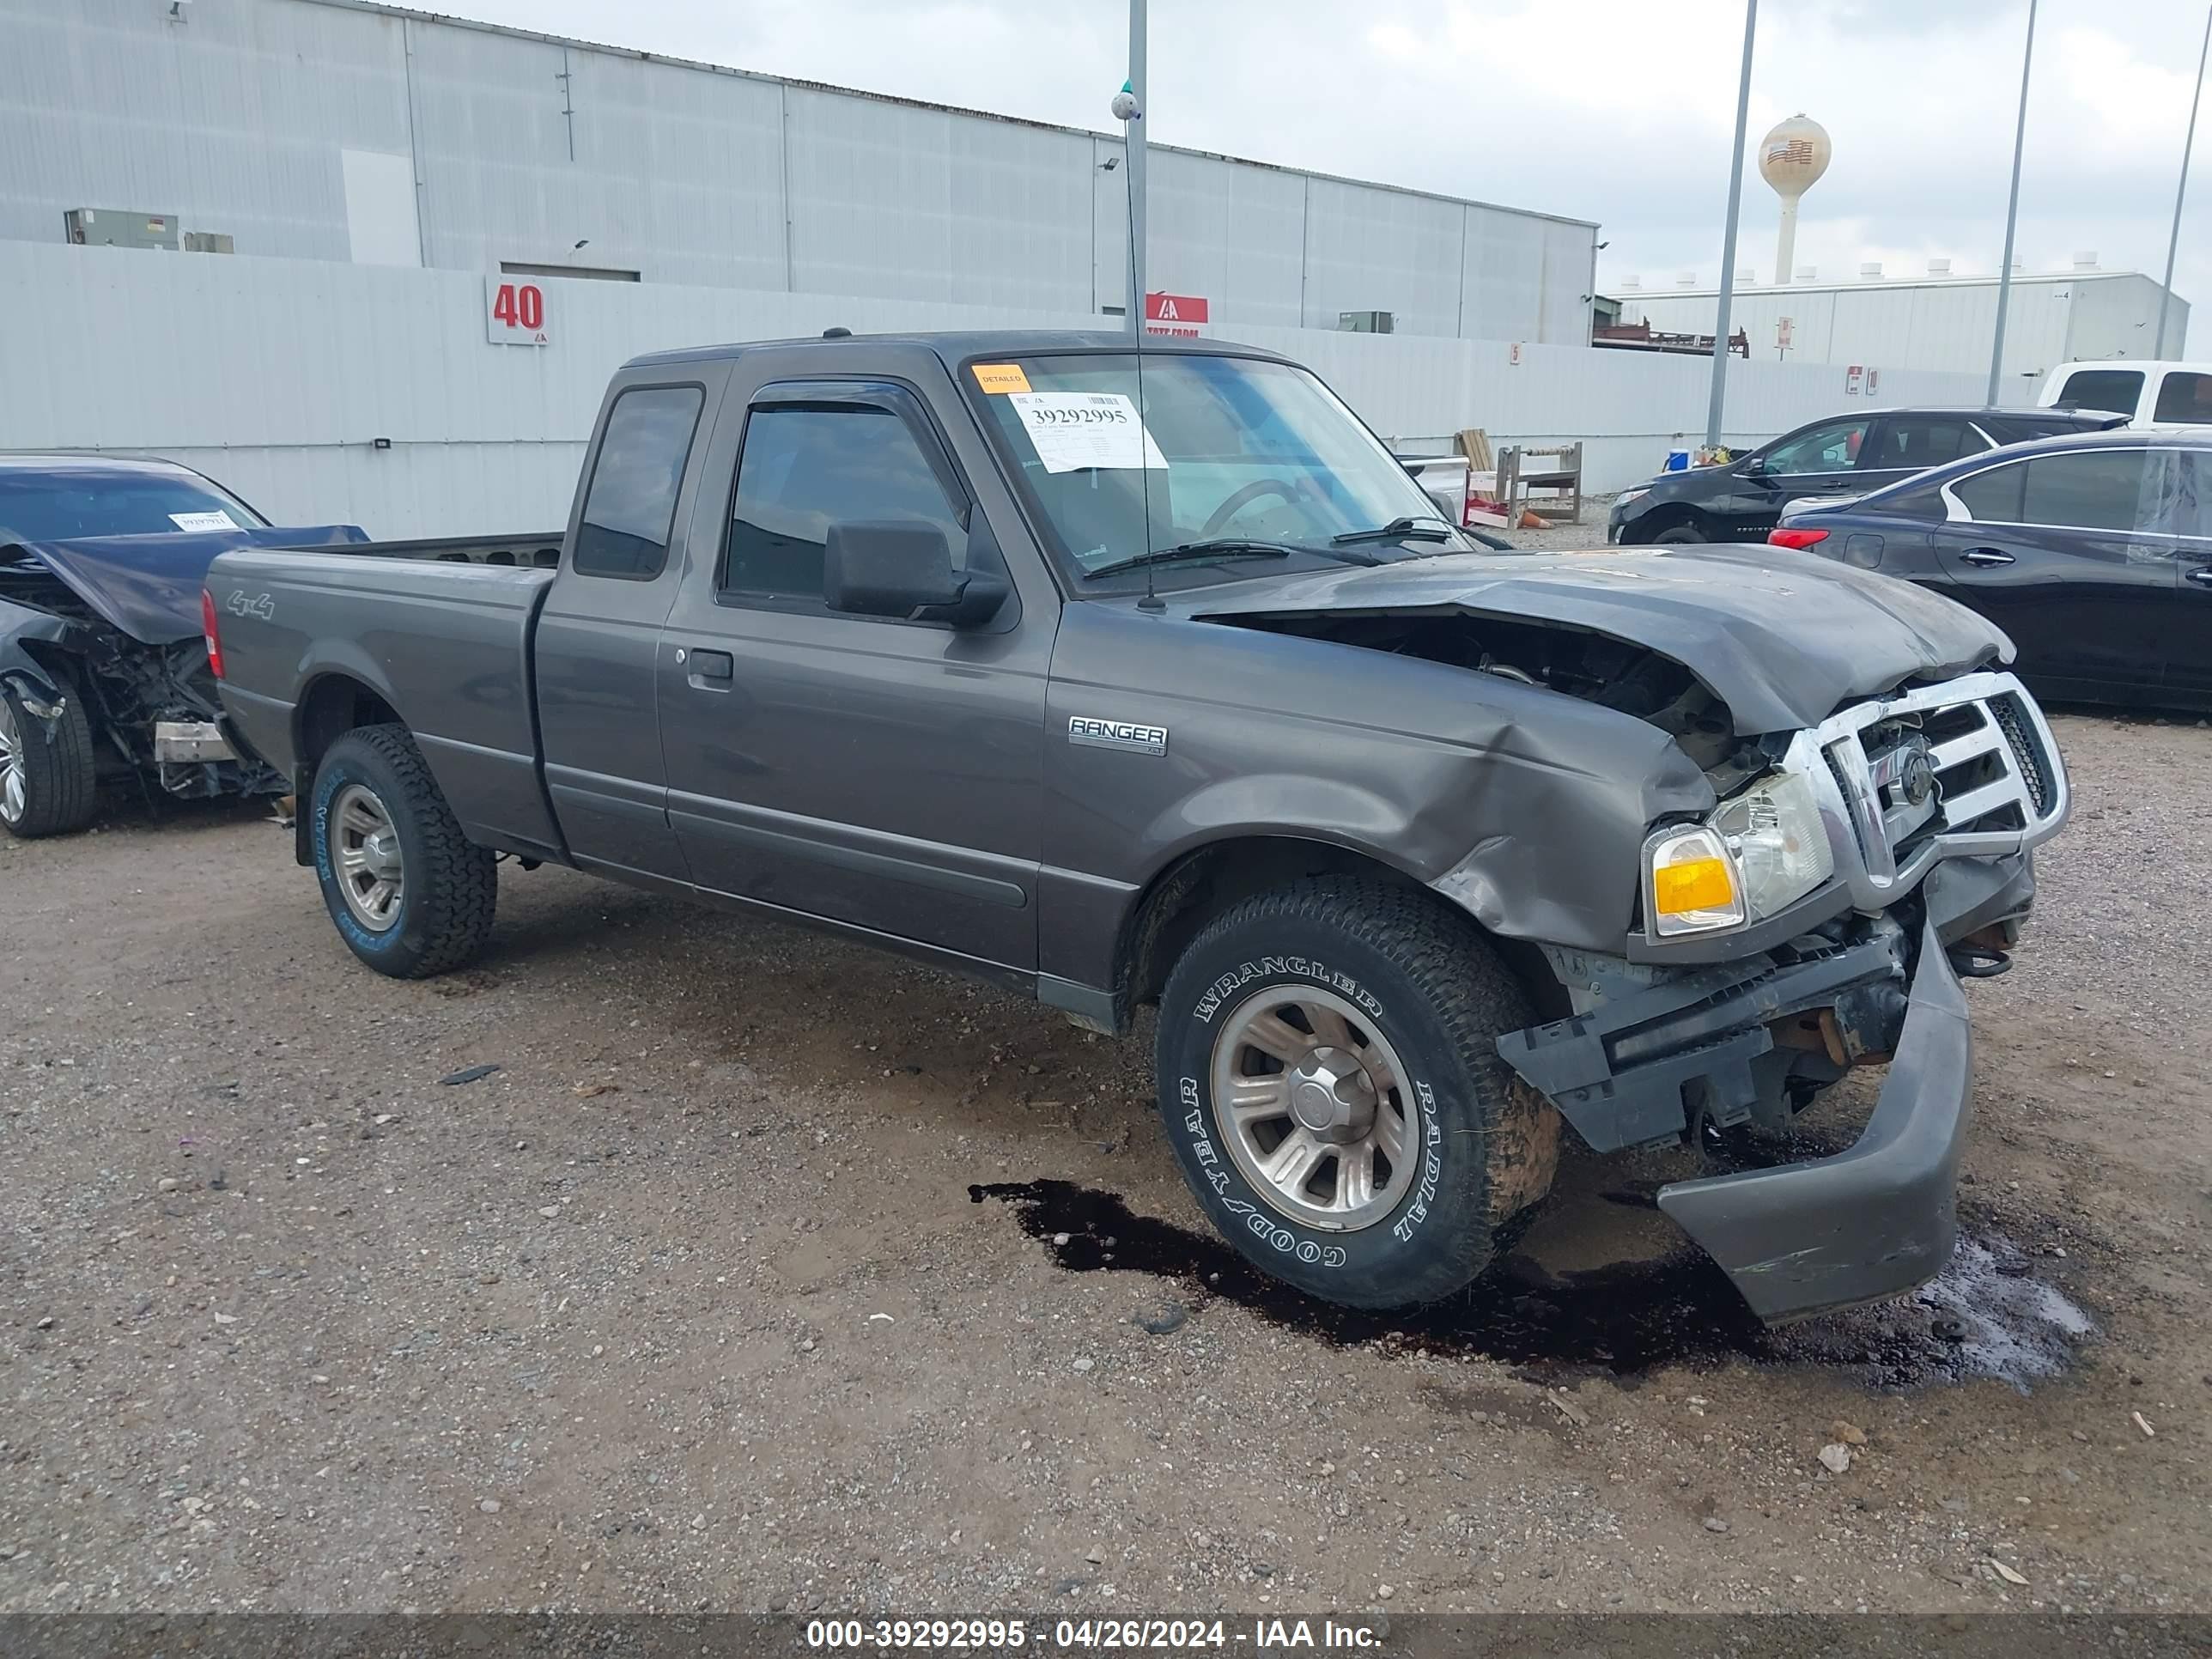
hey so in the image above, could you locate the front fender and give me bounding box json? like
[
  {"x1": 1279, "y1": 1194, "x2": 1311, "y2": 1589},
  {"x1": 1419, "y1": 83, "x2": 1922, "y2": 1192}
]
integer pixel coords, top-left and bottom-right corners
[{"x1": 0, "y1": 600, "x2": 80, "y2": 707}]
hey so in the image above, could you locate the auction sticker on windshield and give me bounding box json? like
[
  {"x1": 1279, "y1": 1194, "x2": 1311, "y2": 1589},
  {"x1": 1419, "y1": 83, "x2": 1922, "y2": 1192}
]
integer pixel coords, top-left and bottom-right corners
[
  {"x1": 168, "y1": 510, "x2": 240, "y2": 532},
  {"x1": 1007, "y1": 391, "x2": 1169, "y2": 474}
]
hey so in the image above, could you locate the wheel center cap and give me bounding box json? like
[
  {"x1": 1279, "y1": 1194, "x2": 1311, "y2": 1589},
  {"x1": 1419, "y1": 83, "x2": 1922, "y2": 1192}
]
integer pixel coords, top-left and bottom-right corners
[
  {"x1": 1288, "y1": 1046, "x2": 1376, "y2": 1143},
  {"x1": 362, "y1": 832, "x2": 400, "y2": 878}
]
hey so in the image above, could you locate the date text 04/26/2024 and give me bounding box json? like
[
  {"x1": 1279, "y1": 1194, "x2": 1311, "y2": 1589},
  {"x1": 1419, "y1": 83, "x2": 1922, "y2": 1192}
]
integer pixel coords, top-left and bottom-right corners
[{"x1": 804, "y1": 1618, "x2": 1386, "y2": 1650}]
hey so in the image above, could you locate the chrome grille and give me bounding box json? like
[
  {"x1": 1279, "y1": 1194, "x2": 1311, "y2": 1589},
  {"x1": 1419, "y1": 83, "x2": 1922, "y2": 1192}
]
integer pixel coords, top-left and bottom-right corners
[
  {"x1": 1991, "y1": 694, "x2": 2052, "y2": 815},
  {"x1": 1781, "y1": 670, "x2": 2069, "y2": 913}
]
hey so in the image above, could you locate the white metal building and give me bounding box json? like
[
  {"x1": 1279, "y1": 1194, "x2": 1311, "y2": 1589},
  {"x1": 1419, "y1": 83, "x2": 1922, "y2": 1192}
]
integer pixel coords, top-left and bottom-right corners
[
  {"x1": 0, "y1": 0, "x2": 2002, "y2": 533},
  {"x1": 1, "y1": 0, "x2": 1599, "y2": 344},
  {"x1": 1619, "y1": 266, "x2": 2190, "y2": 387}
]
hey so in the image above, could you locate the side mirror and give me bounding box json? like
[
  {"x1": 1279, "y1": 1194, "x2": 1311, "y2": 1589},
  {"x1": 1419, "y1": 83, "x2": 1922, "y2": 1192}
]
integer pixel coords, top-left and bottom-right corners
[
  {"x1": 823, "y1": 520, "x2": 1008, "y2": 628},
  {"x1": 1739, "y1": 453, "x2": 1767, "y2": 477}
]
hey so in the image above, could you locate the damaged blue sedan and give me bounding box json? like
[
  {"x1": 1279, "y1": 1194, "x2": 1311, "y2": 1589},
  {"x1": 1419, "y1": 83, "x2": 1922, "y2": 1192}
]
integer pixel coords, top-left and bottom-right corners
[{"x1": 0, "y1": 453, "x2": 365, "y2": 836}]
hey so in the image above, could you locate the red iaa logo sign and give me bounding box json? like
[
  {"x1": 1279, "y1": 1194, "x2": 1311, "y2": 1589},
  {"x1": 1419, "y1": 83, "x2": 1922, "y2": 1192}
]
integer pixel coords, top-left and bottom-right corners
[{"x1": 1144, "y1": 292, "x2": 1208, "y2": 337}]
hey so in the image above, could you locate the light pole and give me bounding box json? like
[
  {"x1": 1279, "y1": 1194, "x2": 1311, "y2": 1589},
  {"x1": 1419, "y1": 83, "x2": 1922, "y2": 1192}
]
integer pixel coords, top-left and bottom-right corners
[
  {"x1": 1116, "y1": 0, "x2": 1148, "y2": 337},
  {"x1": 1705, "y1": 0, "x2": 1758, "y2": 454},
  {"x1": 2157, "y1": 5, "x2": 2211, "y2": 357},
  {"x1": 1988, "y1": 0, "x2": 2039, "y2": 405}
]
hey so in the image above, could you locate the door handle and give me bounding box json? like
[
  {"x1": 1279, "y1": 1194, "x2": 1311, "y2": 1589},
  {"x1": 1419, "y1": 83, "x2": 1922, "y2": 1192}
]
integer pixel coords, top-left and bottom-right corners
[
  {"x1": 1960, "y1": 548, "x2": 2015, "y2": 568},
  {"x1": 2188, "y1": 568, "x2": 2212, "y2": 588},
  {"x1": 683, "y1": 647, "x2": 734, "y2": 681}
]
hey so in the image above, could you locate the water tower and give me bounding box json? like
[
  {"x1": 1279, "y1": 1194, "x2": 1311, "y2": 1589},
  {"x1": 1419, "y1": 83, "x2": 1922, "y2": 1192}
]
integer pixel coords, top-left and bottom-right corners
[{"x1": 1759, "y1": 113, "x2": 1832, "y2": 288}]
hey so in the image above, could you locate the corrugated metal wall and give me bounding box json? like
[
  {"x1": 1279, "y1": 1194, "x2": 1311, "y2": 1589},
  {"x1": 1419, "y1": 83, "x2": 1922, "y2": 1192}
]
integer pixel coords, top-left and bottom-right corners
[
  {"x1": 0, "y1": 0, "x2": 412, "y2": 261},
  {"x1": 1623, "y1": 274, "x2": 2189, "y2": 383},
  {"x1": 0, "y1": 0, "x2": 1595, "y2": 344},
  {"x1": 0, "y1": 242, "x2": 1990, "y2": 538},
  {"x1": 2064, "y1": 274, "x2": 2191, "y2": 364}
]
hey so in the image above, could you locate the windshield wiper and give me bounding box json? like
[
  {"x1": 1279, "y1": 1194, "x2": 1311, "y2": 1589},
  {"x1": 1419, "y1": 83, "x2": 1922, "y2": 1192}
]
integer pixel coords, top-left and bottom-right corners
[
  {"x1": 1083, "y1": 538, "x2": 1383, "y2": 580},
  {"x1": 1330, "y1": 515, "x2": 1457, "y2": 546}
]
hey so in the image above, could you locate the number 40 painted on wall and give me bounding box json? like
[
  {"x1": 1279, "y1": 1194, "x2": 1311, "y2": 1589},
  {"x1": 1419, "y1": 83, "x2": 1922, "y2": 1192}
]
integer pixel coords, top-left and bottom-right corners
[{"x1": 484, "y1": 276, "x2": 550, "y2": 346}]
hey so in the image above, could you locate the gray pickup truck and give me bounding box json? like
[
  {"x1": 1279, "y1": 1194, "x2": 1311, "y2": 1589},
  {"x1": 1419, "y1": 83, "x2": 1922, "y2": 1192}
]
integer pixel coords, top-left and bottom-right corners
[{"x1": 207, "y1": 330, "x2": 2069, "y2": 1323}]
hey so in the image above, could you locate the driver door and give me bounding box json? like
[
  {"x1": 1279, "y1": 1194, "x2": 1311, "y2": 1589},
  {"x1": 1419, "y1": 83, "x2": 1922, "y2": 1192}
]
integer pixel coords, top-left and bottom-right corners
[
  {"x1": 1729, "y1": 416, "x2": 1870, "y2": 538},
  {"x1": 655, "y1": 372, "x2": 1054, "y2": 971}
]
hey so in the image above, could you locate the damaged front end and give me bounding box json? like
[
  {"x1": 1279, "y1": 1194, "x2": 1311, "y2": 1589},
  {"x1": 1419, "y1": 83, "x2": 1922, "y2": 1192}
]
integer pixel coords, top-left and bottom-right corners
[
  {"x1": 1182, "y1": 552, "x2": 2064, "y2": 1322},
  {"x1": 1497, "y1": 671, "x2": 2069, "y2": 1322},
  {"x1": 0, "y1": 549, "x2": 282, "y2": 806},
  {"x1": 93, "y1": 631, "x2": 282, "y2": 800}
]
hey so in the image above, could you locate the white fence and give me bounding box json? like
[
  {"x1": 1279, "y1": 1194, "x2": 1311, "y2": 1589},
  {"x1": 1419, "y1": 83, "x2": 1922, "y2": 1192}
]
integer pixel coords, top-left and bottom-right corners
[{"x1": 0, "y1": 241, "x2": 1990, "y2": 537}]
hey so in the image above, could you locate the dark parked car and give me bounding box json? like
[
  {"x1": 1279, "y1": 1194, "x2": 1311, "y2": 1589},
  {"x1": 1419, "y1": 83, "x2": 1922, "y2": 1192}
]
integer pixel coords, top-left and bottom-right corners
[
  {"x1": 1607, "y1": 406, "x2": 2129, "y2": 545},
  {"x1": 0, "y1": 453, "x2": 368, "y2": 836},
  {"x1": 1771, "y1": 427, "x2": 2212, "y2": 710},
  {"x1": 206, "y1": 330, "x2": 2069, "y2": 1326}
]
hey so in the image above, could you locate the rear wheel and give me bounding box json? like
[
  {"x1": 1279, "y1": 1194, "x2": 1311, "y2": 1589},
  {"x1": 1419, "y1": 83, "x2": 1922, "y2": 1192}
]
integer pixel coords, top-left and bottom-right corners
[
  {"x1": 1154, "y1": 877, "x2": 1562, "y2": 1310},
  {"x1": 0, "y1": 686, "x2": 98, "y2": 839},
  {"x1": 309, "y1": 724, "x2": 497, "y2": 977}
]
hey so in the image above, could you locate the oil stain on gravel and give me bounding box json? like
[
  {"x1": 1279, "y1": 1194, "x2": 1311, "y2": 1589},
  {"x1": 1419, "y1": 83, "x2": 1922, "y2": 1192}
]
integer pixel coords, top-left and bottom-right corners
[{"x1": 969, "y1": 1179, "x2": 2093, "y2": 1393}]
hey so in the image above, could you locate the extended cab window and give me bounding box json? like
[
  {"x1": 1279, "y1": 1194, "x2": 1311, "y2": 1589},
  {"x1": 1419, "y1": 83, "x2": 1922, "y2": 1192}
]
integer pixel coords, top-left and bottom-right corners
[
  {"x1": 572, "y1": 386, "x2": 705, "y2": 579},
  {"x1": 2053, "y1": 368, "x2": 2142, "y2": 417},
  {"x1": 1764, "y1": 418, "x2": 1868, "y2": 475},
  {"x1": 723, "y1": 405, "x2": 965, "y2": 604}
]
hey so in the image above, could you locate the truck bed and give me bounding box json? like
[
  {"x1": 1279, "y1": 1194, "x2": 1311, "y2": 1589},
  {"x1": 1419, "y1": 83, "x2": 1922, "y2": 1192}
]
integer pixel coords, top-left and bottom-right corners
[
  {"x1": 272, "y1": 532, "x2": 565, "y2": 568},
  {"x1": 211, "y1": 546, "x2": 564, "y2": 857}
]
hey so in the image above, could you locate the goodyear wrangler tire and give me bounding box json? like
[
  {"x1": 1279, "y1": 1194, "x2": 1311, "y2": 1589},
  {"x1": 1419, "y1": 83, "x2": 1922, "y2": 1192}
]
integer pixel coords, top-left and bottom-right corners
[
  {"x1": 1155, "y1": 876, "x2": 1561, "y2": 1310},
  {"x1": 310, "y1": 725, "x2": 497, "y2": 979}
]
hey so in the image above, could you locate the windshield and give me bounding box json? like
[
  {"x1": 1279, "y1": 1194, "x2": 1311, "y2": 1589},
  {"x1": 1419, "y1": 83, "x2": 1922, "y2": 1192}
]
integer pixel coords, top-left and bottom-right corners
[
  {"x1": 964, "y1": 352, "x2": 1477, "y2": 592},
  {"x1": 0, "y1": 466, "x2": 267, "y2": 543}
]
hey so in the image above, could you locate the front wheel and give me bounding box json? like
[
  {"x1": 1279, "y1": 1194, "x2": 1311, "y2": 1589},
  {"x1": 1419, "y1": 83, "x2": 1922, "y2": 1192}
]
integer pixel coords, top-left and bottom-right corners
[
  {"x1": 0, "y1": 686, "x2": 98, "y2": 839},
  {"x1": 1154, "y1": 877, "x2": 1562, "y2": 1310},
  {"x1": 1650, "y1": 521, "x2": 1710, "y2": 545},
  {"x1": 309, "y1": 724, "x2": 497, "y2": 978}
]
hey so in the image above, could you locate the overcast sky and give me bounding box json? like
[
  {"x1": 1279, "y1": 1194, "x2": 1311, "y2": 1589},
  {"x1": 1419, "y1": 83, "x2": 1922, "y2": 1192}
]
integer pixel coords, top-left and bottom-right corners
[{"x1": 446, "y1": 0, "x2": 2211, "y2": 320}]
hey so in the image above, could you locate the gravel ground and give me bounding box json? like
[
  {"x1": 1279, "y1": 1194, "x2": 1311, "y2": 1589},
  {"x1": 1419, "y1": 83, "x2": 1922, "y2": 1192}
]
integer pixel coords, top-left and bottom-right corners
[
  {"x1": 1504, "y1": 495, "x2": 1621, "y2": 552},
  {"x1": 1, "y1": 708, "x2": 2207, "y2": 1619}
]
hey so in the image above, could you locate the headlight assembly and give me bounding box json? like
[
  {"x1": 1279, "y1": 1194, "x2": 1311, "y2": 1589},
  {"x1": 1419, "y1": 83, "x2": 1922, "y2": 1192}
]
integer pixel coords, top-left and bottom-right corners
[{"x1": 1644, "y1": 769, "x2": 1835, "y2": 940}]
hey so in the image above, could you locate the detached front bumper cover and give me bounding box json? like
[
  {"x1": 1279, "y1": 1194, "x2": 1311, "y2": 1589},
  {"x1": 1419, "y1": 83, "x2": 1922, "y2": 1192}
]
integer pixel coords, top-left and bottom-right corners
[
  {"x1": 1500, "y1": 857, "x2": 2032, "y2": 1325},
  {"x1": 1653, "y1": 911, "x2": 1970, "y2": 1323}
]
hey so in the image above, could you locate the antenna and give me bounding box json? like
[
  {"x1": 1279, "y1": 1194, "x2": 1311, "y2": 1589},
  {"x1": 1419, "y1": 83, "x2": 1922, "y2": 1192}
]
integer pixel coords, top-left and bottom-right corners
[
  {"x1": 1115, "y1": 39, "x2": 1164, "y2": 613},
  {"x1": 1132, "y1": 245, "x2": 1161, "y2": 613}
]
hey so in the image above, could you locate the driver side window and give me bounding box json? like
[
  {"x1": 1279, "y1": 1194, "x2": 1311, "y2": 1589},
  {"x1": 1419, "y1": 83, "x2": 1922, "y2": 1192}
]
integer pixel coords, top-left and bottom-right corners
[
  {"x1": 721, "y1": 404, "x2": 966, "y2": 607},
  {"x1": 1763, "y1": 418, "x2": 1869, "y2": 476}
]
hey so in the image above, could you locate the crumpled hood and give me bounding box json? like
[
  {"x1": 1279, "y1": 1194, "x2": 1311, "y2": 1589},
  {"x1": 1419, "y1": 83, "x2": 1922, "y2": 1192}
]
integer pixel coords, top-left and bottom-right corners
[
  {"x1": 1185, "y1": 543, "x2": 2011, "y2": 736},
  {"x1": 3, "y1": 526, "x2": 368, "y2": 644}
]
